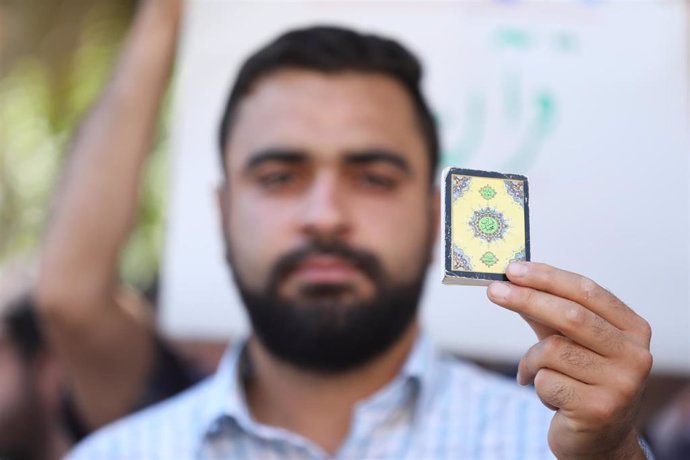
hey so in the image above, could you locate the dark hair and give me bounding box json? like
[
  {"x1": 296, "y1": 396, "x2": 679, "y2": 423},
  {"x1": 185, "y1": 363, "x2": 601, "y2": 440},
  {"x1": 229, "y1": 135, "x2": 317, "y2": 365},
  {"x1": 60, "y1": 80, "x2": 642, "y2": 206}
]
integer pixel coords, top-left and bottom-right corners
[
  {"x1": 218, "y1": 25, "x2": 439, "y2": 183},
  {"x1": 3, "y1": 294, "x2": 43, "y2": 361}
]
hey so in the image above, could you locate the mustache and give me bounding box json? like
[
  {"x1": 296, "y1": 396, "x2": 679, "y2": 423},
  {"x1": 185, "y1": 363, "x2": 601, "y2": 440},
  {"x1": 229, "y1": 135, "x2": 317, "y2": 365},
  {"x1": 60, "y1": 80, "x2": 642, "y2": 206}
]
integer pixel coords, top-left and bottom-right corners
[{"x1": 268, "y1": 239, "x2": 384, "y2": 289}]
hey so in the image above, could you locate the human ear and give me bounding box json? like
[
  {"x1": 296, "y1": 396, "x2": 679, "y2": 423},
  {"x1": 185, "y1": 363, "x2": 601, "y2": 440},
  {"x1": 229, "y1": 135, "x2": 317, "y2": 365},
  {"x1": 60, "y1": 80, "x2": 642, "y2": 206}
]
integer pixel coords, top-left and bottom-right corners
[{"x1": 215, "y1": 182, "x2": 231, "y2": 257}]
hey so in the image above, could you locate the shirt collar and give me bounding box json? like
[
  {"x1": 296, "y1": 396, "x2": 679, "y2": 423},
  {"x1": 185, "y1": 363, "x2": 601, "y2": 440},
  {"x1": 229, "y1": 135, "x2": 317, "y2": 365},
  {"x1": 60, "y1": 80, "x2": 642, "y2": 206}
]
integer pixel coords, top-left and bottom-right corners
[
  {"x1": 198, "y1": 331, "x2": 441, "y2": 442},
  {"x1": 398, "y1": 330, "x2": 440, "y2": 419},
  {"x1": 198, "y1": 339, "x2": 252, "y2": 438}
]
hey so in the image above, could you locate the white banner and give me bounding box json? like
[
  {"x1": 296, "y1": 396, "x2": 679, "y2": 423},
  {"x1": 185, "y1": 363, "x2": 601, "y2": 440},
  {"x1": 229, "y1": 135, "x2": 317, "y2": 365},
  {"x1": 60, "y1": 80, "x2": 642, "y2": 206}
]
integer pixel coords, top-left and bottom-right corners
[{"x1": 161, "y1": 0, "x2": 690, "y2": 374}]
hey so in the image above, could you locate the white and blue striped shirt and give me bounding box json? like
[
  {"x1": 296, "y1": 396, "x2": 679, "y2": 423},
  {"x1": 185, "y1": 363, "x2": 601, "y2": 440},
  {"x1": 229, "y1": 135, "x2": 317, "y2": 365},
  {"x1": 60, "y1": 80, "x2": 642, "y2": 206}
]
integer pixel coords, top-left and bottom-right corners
[{"x1": 68, "y1": 333, "x2": 558, "y2": 459}]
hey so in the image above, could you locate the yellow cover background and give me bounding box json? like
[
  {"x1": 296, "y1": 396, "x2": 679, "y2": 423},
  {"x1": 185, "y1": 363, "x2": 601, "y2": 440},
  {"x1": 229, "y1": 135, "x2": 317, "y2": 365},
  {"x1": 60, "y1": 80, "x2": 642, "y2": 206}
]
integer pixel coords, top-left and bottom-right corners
[{"x1": 451, "y1": 175, "x2": 526, "y2": 274}]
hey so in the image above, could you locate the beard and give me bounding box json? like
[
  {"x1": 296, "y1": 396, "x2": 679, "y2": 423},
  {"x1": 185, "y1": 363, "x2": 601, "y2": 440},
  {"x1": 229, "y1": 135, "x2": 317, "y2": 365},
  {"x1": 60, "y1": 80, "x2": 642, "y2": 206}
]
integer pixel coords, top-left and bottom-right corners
[{"x1": 228, "y1": 237, "x2": 431, "y2": 374}]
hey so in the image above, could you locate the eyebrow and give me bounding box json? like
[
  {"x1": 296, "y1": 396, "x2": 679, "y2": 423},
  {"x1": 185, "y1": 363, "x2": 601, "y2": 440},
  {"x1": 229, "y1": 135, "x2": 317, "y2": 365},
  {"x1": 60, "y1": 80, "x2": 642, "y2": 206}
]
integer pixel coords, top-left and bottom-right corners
[
  {"x1": 243, "y1": 148, "x2": 308, "y2": 173},
  {"x1": 344, "y1": 149, "x2": 412, "y2": 176},
  {"x1": 242, "y1": 147, "x2": 412, "y2": 176}
]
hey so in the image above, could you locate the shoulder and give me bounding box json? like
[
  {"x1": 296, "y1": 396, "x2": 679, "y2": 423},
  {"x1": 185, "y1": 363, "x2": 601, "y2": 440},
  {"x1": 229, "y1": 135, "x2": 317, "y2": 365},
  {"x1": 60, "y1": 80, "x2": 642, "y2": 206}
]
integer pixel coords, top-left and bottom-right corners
[{"x1": 66, "y1": 376, "x2": 216, "y2": 460}]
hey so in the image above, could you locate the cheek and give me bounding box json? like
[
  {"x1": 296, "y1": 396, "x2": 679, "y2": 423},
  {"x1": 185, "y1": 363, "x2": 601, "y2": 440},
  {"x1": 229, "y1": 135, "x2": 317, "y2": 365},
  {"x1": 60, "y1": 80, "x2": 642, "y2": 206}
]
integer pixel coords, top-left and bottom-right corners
[
  {"x1": 355, "y1": 192, "x2": 433, "y2": 281},
  {"x1": 227, "y1": 195, "x2": 298, "y2": 288}
]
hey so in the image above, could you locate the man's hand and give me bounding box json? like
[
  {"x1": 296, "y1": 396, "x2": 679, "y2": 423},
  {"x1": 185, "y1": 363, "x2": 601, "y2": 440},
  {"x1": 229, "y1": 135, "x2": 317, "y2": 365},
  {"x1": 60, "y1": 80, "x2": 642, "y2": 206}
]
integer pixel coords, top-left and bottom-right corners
[{"x1": 487, "y1": 262, "x2": 653, "y2": 460}]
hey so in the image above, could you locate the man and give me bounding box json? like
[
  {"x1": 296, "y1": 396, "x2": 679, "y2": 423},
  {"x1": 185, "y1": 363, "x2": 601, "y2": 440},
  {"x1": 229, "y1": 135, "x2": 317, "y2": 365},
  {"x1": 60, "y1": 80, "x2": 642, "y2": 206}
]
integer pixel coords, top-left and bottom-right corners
[
  {"x1": 0, "y1": 269, "x2": 69, "y2": 460},
  {"x1": 40, "y1": 0, "x2": 653, "y2": 458}
]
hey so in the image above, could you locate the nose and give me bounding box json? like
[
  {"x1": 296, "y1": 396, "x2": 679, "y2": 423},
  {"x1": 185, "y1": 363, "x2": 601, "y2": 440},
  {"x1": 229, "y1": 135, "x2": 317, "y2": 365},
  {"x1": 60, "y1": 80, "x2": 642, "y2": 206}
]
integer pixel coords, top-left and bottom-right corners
[{"x1": 299, "y1": 172, "x2": 350, "y2": 239}]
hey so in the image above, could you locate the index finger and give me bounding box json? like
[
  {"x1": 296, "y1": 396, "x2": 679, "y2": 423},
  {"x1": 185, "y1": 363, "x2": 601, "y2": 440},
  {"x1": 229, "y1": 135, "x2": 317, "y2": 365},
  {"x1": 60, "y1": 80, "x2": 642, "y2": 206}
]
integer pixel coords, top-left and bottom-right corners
[
  {"x1": 505, "y1": 262, "x2": 645, "y2": 334},
  {"x1": 488, "y1": 282, "x2": 624, "y2": 356}
]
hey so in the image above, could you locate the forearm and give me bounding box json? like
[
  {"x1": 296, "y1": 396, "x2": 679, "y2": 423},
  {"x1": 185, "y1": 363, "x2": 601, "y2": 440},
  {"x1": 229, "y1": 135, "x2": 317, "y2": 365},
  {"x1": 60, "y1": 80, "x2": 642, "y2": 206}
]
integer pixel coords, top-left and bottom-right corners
[{"x1": 38, "y1": 0, "x2": 181, "y2": 312}]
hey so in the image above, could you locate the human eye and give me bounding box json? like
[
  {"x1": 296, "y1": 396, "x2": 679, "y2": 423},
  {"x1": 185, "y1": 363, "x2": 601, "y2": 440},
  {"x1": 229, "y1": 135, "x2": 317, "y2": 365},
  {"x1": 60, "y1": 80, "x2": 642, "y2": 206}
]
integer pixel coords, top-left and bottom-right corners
[
  {"x1": 354, "y1": 170, "x2": 399, "y2": 191},
  {"x1": 257, "y1": 170, "x2": 296, "y2": 189},
  {"x1": 252, "y1": 161, "x2": 310, "y2": 194}
]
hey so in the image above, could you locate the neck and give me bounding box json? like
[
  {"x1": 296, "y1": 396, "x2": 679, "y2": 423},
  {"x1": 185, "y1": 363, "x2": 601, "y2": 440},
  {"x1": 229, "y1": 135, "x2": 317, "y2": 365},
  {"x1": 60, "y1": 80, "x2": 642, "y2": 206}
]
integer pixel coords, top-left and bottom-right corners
[{"x1": 245, "y1": 321, "x2": 419, "y2": 455}]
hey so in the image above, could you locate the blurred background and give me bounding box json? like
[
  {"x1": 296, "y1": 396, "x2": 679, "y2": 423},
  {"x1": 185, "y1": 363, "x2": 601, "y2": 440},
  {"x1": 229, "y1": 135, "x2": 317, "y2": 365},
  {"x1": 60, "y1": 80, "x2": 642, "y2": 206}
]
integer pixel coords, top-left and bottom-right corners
[
  {"x1": 162, "y1": 0, "x2": 690, "y2": 374},
  {"x1": 0, "y1": 0, "x2": 165, "y2": 289},
  {"x1": 1, "y1": 0, "x2": 689, "y2": 459}
]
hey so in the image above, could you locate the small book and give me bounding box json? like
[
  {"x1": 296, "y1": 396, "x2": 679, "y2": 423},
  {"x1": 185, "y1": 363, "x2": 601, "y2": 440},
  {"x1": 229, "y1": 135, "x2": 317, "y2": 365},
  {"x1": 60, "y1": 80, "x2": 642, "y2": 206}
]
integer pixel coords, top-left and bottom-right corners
[{"x1": 442, "y1": 167, "x2": 530, "y2": 286}]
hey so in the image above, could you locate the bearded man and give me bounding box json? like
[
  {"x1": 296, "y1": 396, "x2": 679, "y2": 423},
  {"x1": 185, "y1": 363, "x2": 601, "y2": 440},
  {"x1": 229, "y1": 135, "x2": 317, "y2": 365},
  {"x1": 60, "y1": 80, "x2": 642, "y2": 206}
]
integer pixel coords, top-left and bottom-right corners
[{"x1": 38, "y1": 1, "x2": 654, "y2": 459}]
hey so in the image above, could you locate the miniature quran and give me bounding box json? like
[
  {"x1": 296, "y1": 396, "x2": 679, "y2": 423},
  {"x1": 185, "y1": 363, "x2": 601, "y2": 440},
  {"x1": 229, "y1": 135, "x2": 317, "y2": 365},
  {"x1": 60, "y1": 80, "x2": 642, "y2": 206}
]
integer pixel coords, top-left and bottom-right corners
[{"x1": 442, "y1": 168, "x2": 530, "y2": 285}]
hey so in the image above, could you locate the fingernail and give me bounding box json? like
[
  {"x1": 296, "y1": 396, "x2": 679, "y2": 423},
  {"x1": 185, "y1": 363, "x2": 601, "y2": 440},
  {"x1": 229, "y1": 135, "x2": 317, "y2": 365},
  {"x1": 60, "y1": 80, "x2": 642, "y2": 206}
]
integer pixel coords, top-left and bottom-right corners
[
  {"x1": 488, "y1": 282, "x2": 511, "y2": 300},
  {"x1": 507, "y1": 262, "x2": 528, "y2": 277},
  {"x1": 516, "y1": 368, "x2": 524, "y2": 386}
]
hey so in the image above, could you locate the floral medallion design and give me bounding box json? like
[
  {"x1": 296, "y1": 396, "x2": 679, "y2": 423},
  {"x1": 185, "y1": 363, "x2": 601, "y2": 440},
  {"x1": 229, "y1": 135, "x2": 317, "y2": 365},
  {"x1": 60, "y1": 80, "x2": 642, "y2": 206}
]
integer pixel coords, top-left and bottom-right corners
[
  {"x1": 452, "y1": 244, "x2": 472, "y2": 271},
  {"x1": 504, "y1": 180, "x2": 525, "y2": 206},
  {"x1": 480, "y1": 251, "x2": 498, "y2": 267},
  {"x1": 469, "y1": 207, "x2": 508, "y2": 243},
  {"x1": 452, "y1": 175, "x2": 471, "y2": 202},
  {"x1": 479, "y1": 185, "x2": 496, "y2": 200},
  {"x1": 510, "y1": 247, "x2": 527, "y2": 263}
]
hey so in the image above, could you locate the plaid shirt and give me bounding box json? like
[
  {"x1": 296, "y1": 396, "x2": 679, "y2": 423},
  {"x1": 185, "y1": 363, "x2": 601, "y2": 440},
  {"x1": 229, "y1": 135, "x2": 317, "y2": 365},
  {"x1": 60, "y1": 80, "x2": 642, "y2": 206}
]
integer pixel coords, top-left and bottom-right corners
[{"x1": 68, "y1": 332, "x2": 560, "y2": 460}]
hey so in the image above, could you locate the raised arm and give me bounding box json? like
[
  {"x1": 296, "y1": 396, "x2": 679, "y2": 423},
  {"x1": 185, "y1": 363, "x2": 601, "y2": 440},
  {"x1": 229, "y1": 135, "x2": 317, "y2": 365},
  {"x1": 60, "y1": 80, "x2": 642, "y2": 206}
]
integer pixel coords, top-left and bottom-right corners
[{"x1": 36, "y1": 0, "x2": 182, "y2": 430}]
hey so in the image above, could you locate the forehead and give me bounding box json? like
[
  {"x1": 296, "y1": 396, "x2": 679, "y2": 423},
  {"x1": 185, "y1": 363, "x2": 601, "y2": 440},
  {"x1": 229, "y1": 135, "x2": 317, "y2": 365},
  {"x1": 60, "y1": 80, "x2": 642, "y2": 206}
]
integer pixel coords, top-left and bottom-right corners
[{"x1": 224, "y1": 69, "x2": 428, "y2": 174}]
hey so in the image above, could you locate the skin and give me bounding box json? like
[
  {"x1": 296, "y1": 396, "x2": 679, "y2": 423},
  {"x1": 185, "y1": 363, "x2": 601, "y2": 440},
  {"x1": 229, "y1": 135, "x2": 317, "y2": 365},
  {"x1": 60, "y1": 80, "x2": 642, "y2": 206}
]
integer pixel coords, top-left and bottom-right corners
[
  {"x1": 37, "y1": 0, "x2": 652, "y2": 456},
  {"x1": 218, "y1": 69, "x2": 652, "y2": 458},
  {"x1": 36, "y1": 0, "x2": 181, "y2": 430},
  {"x1": 218, "y1": 70, "x2": 438, "y2": 453},
  {"x1": 221, "y1": 70, "x2": 437, "y2": 298},
  {"x1": 488, "y1": 263, "x2": 652, "y2": 459}
]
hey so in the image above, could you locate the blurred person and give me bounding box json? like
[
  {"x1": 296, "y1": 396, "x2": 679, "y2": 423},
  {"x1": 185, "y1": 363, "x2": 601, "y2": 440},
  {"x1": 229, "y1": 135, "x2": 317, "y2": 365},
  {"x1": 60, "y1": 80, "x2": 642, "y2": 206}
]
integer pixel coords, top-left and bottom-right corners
[
  {"x1": 40, "y1": 0, "x2": 655, "y2": 458},
  {"x1": 56, "y1": 284, "x2": 201, "y2": 441},
  {"x1": 0, "y1": 264, "x2": 198, "y2": 460},
  {"x1": 0, "y1": 269, "x2": 69, "y2": 460},
  {"x1": 31, "y1": 0, "x2": 201, "y2": 439}
]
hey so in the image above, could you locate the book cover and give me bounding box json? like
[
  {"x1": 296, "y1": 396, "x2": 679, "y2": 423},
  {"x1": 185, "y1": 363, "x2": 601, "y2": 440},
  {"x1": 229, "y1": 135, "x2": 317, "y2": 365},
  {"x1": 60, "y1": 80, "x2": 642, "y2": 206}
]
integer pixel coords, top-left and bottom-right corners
[{"x1": 442, "y1": 168, "x2": 530, "y2": 286}]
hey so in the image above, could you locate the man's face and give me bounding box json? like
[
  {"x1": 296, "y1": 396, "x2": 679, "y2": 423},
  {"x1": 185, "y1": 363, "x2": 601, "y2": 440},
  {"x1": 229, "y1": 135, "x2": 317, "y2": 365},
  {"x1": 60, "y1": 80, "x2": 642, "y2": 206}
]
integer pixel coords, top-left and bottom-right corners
[
  {"x1": 220, "y1": 70, "x2": 438, "y2": 371},
  {"x1": 0, "y1": 337, "x2": 46, "y2": 460}
]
